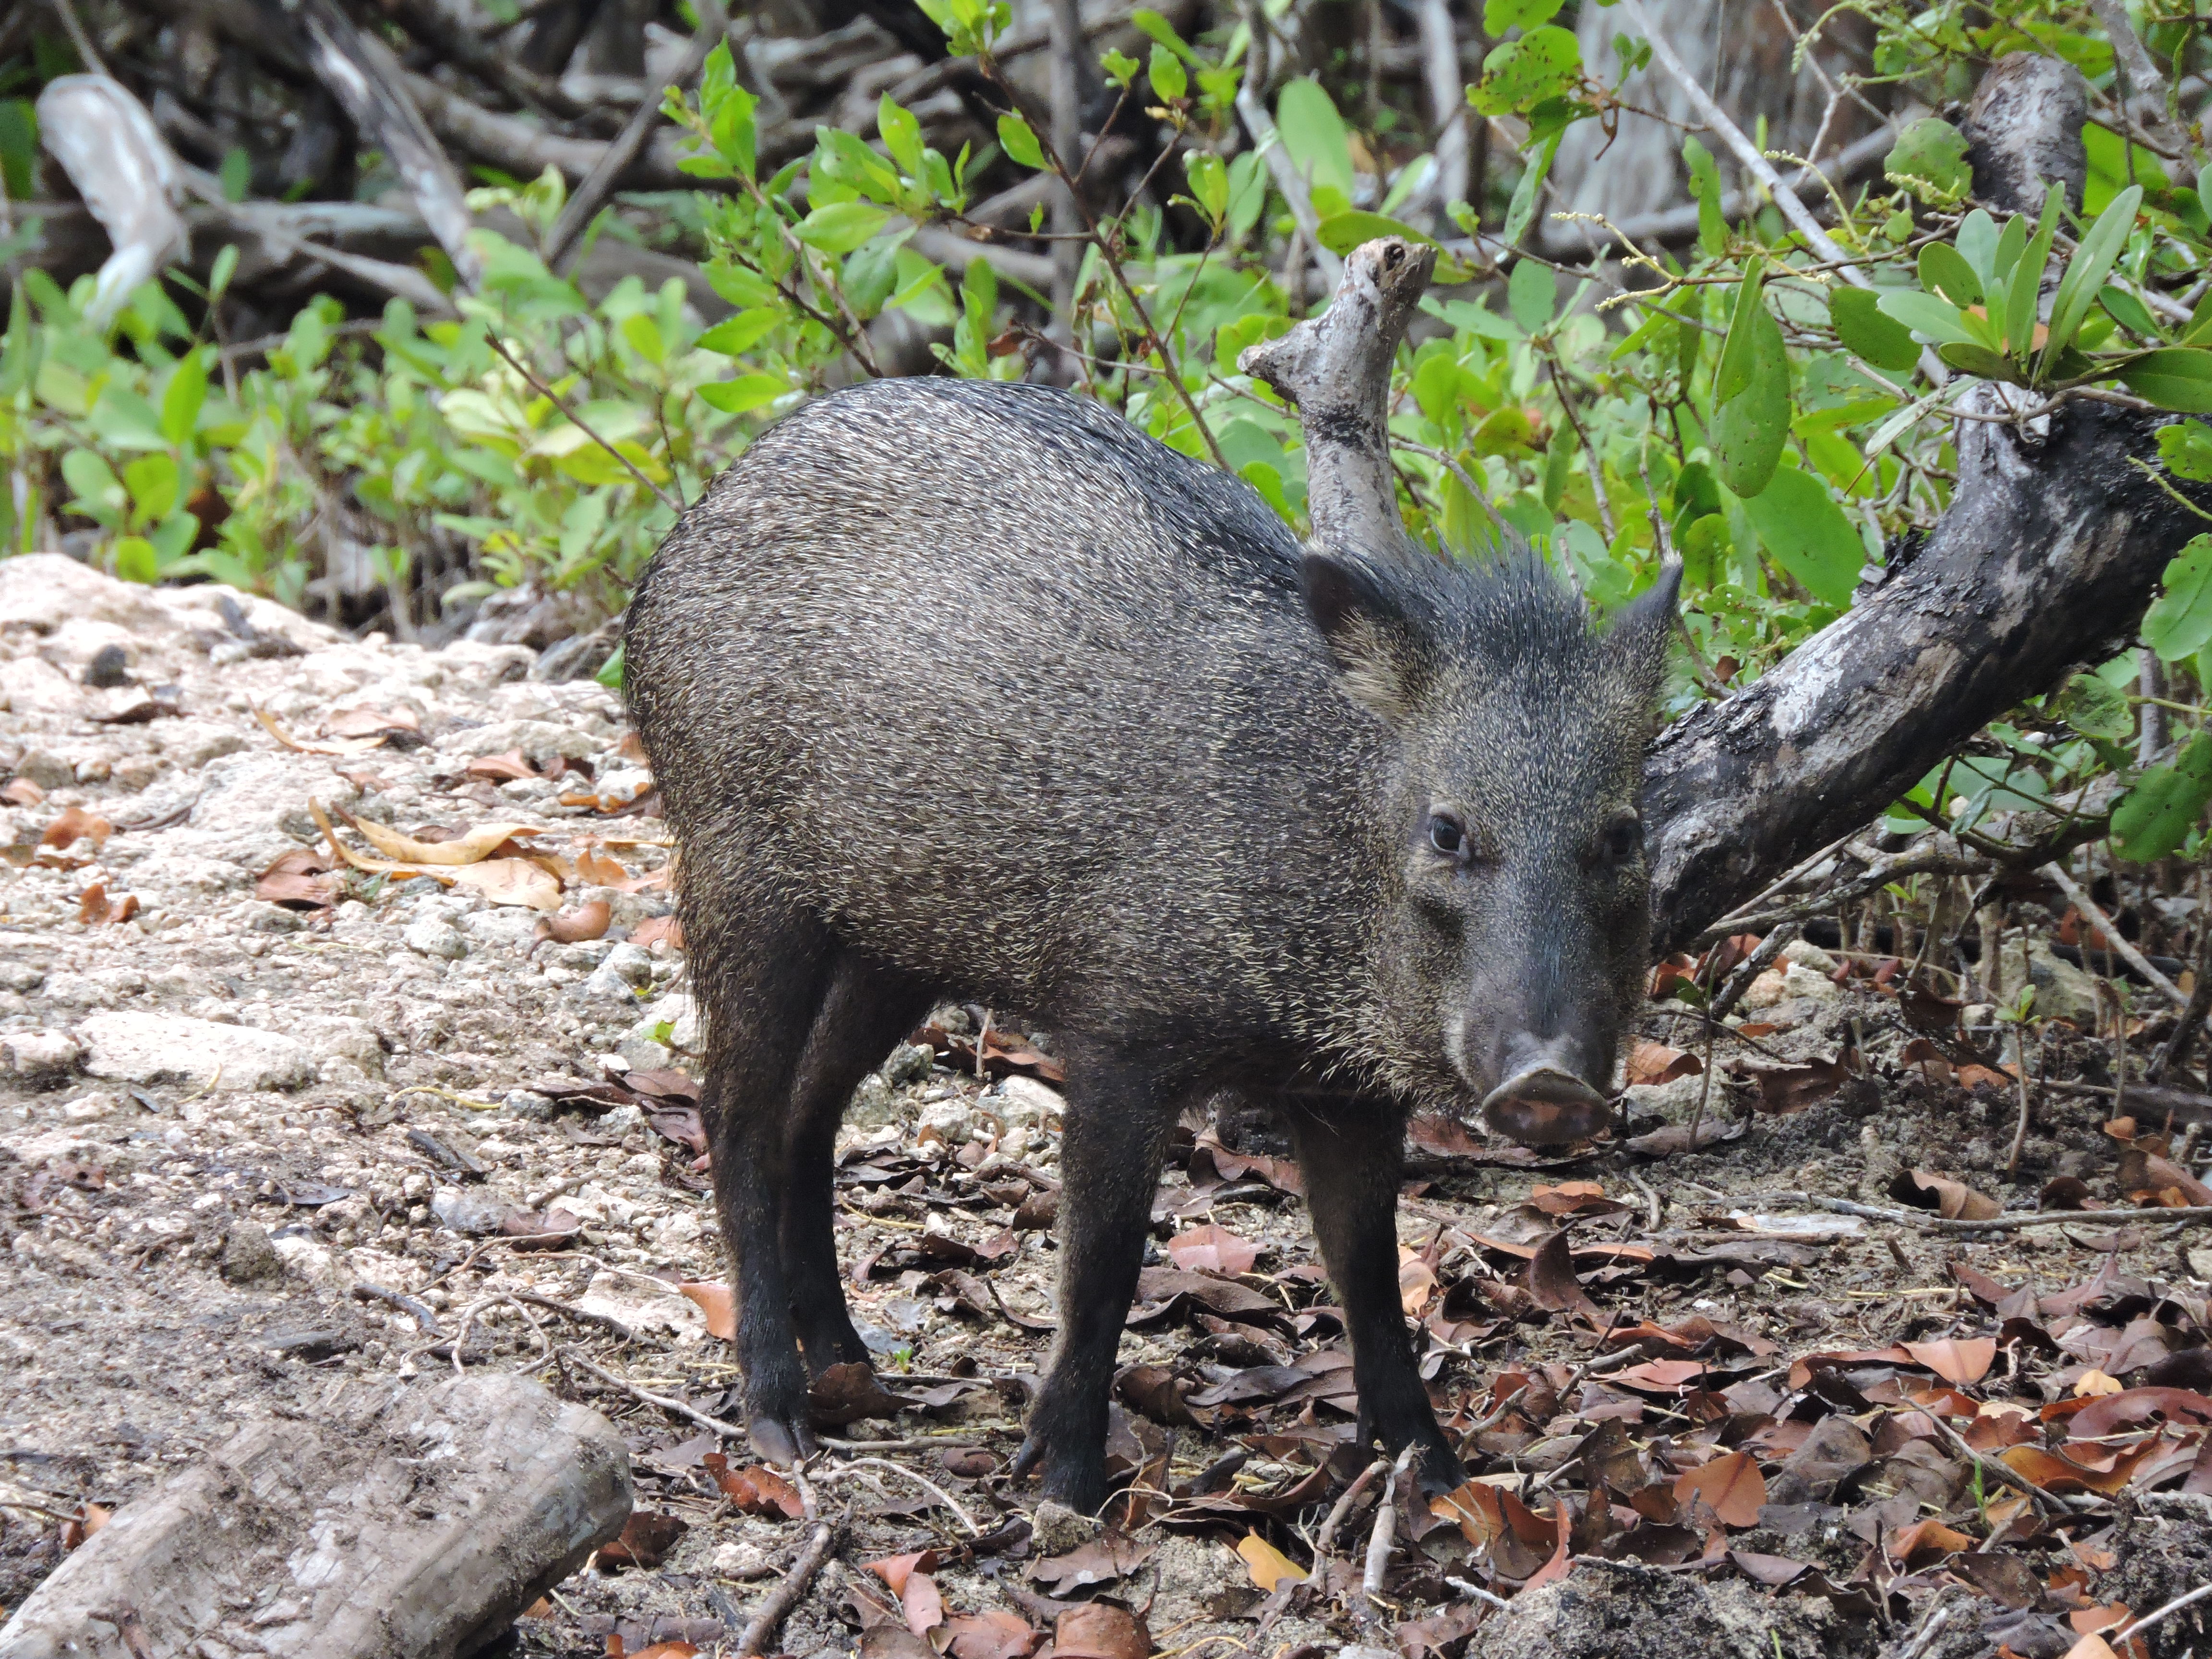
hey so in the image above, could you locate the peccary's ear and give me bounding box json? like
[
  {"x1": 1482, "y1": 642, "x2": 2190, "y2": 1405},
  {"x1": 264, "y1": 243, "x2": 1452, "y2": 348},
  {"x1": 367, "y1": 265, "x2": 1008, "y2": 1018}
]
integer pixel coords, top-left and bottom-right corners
[
  {"x1": 1301, "y1": 551, "x2": 1431, "y2": 722},
  {"x1": 1605, "y1": 557, "x2": 1681, "y2": 702}
]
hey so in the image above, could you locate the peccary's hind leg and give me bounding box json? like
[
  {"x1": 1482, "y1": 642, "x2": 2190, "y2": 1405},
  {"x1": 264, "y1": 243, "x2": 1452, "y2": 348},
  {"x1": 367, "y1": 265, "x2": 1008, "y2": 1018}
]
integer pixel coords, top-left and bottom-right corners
[
  {"x1": 1013, "y1": 1046, "x2": 1184, "y2": 1513},
  {"x1": 696, "y1": 900, "x2": 835, "y2": 1467},
  {"x1": 1285, "y1": 1097, "x2": 1466, "y2": 1493},
  {"x1": 780, "y1": 950, "x2": 932, "y2": 1377}
]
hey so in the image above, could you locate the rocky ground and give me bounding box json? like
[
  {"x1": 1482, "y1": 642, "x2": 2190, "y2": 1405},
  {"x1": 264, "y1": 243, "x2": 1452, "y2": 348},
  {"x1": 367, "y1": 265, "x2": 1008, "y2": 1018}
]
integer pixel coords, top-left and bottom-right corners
[{"x1": 4, "y1": 553, "x2": 2212, "y2": 1659}]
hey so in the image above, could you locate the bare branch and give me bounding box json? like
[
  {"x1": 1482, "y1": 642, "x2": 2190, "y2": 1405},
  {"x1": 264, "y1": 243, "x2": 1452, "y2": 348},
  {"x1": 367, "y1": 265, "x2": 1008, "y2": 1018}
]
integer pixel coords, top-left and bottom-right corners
[{"x1": 1238, "y1": 236, "x2": 1437, "y2": 558}]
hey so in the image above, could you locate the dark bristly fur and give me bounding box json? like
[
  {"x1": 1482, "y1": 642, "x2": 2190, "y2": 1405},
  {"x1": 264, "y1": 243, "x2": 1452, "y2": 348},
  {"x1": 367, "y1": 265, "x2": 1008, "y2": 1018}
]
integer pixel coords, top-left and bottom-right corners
[{"x1": 626, "y1": 377, "x2": 1675, "y2": 1508}]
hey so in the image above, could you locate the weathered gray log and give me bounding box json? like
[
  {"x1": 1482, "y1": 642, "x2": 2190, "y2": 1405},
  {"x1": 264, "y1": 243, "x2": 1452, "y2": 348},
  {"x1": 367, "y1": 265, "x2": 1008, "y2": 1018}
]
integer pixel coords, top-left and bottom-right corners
[
  {"x1": 33, "y1": 76, "x2": 187, "y2": 325},
  {"x1": 0, "y1": 1372, "x2": 631, "y2": 1659}
]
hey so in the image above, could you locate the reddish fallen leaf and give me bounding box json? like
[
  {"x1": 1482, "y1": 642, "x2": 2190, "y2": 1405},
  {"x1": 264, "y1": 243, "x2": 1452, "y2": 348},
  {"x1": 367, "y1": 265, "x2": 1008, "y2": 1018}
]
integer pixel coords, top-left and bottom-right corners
[
  {"x1": 703, "y1": 1453, "x2": 805, "y2": 1518},
  {"x1": 2063, "y1": 1636, "x2": 2121, "y2": 1659},
  {"x1": 631, "y1": 914, "x2": 684, "y2": 949},
  {"x1": 2067, "y1": 1386, "x2": 2212, "y2": 1439},
  {"x1": 866, "y1": 1551, "x2": 942, "y2": 1597},
  {"x1": 625, "y1": 1646, "x2": 699, "y2": 1659},
  {"x1": 539, "y1": 898, "x2": 612, "y2": 943},
  {"x1": 945, "y1": 1611, "x2": 1040, "y2": 1659},
  {"x1": 1052, "y1": 1604, "x2": 1150, "y2": 1659},
  {"x1": 1, "y1": 777, "x2": 45, "y2": 805},
  {"x1": 1526, "y1": 1180, "x2": 1628, "y2": 1217},
  {"x1": 598, "y1": 1510, "x2": 686, "y2": 1568},
  {"x1": 2042, "y1": 1175, "x2": 2096, "y2": 1211},
  {"x1": 1399, "y1": 1249, "x2": 1438, "y2": 1316},
  {"x1": 1626, "y1": 1040, "x2": 1702, "y2": 1085},
  {"x1": 58, "y1": 1503, "x2": 110, "y2": 1551},
  {"x1": 1957, "y1": 1063, "x2": 2020, "y2": 1092},
  {"x1": 1673, "y1": 1450, "x2": 1766, "y2": 1527},
  {"x1": 1608, "y1": 1358, "x2": 1715, "y2": 1394},
  {"x1": 1886, "y1": 1517, "x2": 1974, "y2": 1566},
  {"x1": 1903, "y1": 1337, "x2": 1997, "y2": 1385},
  {"x1": 76, "y1": 881, "x2": 138, "y2": 925},
  {"x1": 1166, "y1": 1224, "x2": 1260, "y2": 1275},
  {"x1": 1030, "y1": 1535, "x2": 1156, "y2": 1591},
  {"x1": 2002, "y1": 1443, "x2": 2157, "y2": 1496},
  {"x1": 41, "y1": 805, "x2": 112, "y2": 850},
  {"x1": 257, "y1": 847, "x2": 341, "y2": 910},
  {"x1": 2116, "y1": 1145, "x2": 2212, "y2": 1207},
  {"x1": 902, "y1": 1571, "x2": 945, "y2": 1638},
  {"x1": 678, "y1": 1281, "x2": 734, "y2": 1340},
  {"x1": 1746, "y1": 1052, "x2": 1852, "y2": 1115}
]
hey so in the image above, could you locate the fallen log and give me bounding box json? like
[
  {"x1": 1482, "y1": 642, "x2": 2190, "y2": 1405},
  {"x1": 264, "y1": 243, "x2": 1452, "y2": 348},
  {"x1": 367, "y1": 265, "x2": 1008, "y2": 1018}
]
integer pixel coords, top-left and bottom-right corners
[{"x1": 0, "y1": 1371, "x2": 632, "y2": 1659}]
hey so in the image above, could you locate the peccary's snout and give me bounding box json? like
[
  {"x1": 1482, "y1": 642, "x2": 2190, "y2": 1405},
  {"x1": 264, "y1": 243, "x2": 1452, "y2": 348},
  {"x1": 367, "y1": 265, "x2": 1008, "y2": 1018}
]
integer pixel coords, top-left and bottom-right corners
[{"x1": 1479, "y1": 1034, "x2": 1611, "y2": 1146}]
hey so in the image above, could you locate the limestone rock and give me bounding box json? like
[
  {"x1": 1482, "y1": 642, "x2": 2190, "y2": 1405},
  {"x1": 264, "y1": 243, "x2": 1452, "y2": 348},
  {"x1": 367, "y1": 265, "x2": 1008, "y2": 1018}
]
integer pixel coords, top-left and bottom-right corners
[{"x1": 77, "y1": 1011, "x2": 314, "y2": 1092}]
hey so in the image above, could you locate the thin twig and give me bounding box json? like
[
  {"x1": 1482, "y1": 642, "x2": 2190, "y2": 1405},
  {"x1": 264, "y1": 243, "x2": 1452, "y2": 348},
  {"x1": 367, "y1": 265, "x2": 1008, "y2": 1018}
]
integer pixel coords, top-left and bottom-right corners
[
  {"x1": 510, "y1": 1288, "x2": 637, "y2": 1343},
  {"x1": 1362, "y1": 1445, "x2": 1419, "y2": 1605},
  {"x1": 481, "y1": 333, "x2": 683, "y2": 514},
  {"x1": 2113, "y1": 1579, "x2": 2212, "y2": 1646},
  {"x1": 566, "y1": 1349, "x2": 744, "y2": 1437},
  {"x1": 2041, "y1": 861, "x2": 2190, "y2": 1008},
  {"x1": 738, "y1": 1506, "x2": 842, "y2": 1655},
  {"x1": 1315, "y1": 1456, "x2": 1390, "y2": 1559},
  {"x1": 1737, "y1": 1190, "x2": 2212, "y2": 1233},
  {"x1": 815, "y1": 1456, "x2": 985, "y2": 1537}
]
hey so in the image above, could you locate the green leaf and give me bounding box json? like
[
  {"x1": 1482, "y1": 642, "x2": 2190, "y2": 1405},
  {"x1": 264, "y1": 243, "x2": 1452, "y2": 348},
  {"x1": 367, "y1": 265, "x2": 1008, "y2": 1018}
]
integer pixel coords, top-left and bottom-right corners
[
  {"x1": 2008, "y1": 193, "x2": 2062, "y2": 358},
  {"x1": 1682, "y1": 136, "x2": 1725, "y2": 257},
  {"x1": 1183, "y1": 150, "x2": 1229, "y2": 227},
  {"x1": 160, "y1": 349, "x2": 208, "y2": 447},
  {"x1": 1501, "y1": 128, "x2": 1562, "y2": 248},
  {"x1": 1147, "y1": 41, "x2": 1187, "y2": 102},
  {"x1": 123, "y1": 452, "x2": 180, "y2": 523},
  {"x1": 2101, "y1": 283, "x2": 2161, "y2": 337},
  {"x1": 2051, "y1": 673, "x2": 2134, "y2": 741},
  {"x1": 218, "y1": 146, "x2": 251, "y2": 203},
  {"x1": 1737, "y1": 467, "x2": 1863, "y2": 605},
  {"x1": 2144, "y1": 532, "x2": 2212, "y2": 660},
  {"x1": 1507, "y1": 259, "x2": 1555, "y2": 333},
  {"x1": 1129, "y1": 9, "x2": 1197, "y2": 60},
  {"x1": 1314, "y1": 209, "x2": 1437, "y2": 255},
  {"x1": 2113, "y1": 729, "x2": 2212, "y2": 861},
  {"x1": 879, "y1": 95, "x2": 926, "y2": 178},
  {"x1": 207, "y1": 244, "x2": 239, "y2": 305},
  {"x1": 1918, "y1": 240, "x2": 1982, "y2": 309},
  {"x1": 1276, "y1": 79, "x2": 1354, "y2": 200},
  {"x1": 2044, "y1": 184, "x2": 2141, "y2": 368},
  {"x1": 2159, "y1": 419, "x2": 2212, "y2": 481},
  {"x1": 1483, "y1": 0, "x2": 1564, "y2": 29},
  {"x1": 2116, "y1": 346, "x2": 2212, "y2": 412},
  {"x1": 1955, "y1": 209, "x2": 2000, "y2": 284},
  {"x1": 1470, "y1": 26, "x2": 1581, "y2": 117},
  {"x1": 794, "y1": 201, "x2": 890, "y2": 252},
  {"x1": 1830, "y1": 286, "x2": 1919, "y2": 370},
  {"x1": 60, "y1": 448, "x2": 125, "y2": 528},
  {"x1": 0, "y1": 281, "x2": 38, "y2": 399},
  {"x1": 1715, "y1": 269, "x2": 1765, "y2": 404},
  {"x1": 1988, "y1": 211, "x2": 2028, "y2": 285},
  {"x1": 1885, "y1": 118, "x2": 1971, "y2": 204},
  {"x1": 1875, "y1": 288, "x2": 1979, "y2": 348},
  {"x1": 1937, "y1": 342, "x2": 2024, "y2": 382},
  {"x1": 697, "y1": 373, "x2": 793, "y2": 414},
  {"x1": 1707, "y1": 288, "x2": 1790, "y2": 498},
  {"x1": 595, "y1": 641, "x2": 626, "y2": 691},
  {"x1": 697, "y1": 307, "x2": 782, "y2": 357},
  {"x1": 997, "y1": 111, "x2": 1047, "y2": 170},
  {"x1": 112, "y1": 536, "x2": 159, "y2": 585}
]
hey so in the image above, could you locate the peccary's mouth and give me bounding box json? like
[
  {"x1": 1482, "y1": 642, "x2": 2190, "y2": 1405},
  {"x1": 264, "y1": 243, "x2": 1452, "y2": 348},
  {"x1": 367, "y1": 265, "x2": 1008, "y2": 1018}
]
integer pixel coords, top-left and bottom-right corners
[{"x1": 1479, "y1": 1066, "x2": 1612, "y2": 1147}]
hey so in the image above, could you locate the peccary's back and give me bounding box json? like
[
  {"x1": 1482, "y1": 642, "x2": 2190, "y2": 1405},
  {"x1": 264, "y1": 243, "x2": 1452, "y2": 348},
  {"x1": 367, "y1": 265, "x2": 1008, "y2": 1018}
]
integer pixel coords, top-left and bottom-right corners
[{"x1": 627, "y1": 379, "x2": 1383, "y2": 1045}]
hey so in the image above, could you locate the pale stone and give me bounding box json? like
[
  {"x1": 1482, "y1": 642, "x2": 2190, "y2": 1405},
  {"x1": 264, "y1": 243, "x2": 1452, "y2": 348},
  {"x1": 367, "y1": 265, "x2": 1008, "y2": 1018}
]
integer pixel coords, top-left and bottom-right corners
[{"x1": 78, "y1": 1011, "x2": 314, "y2": 1091}]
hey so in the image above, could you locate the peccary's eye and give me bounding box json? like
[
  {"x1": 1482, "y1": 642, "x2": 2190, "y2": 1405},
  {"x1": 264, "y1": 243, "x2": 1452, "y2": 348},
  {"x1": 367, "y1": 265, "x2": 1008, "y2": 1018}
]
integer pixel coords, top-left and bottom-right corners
[
  {"x1": 1428, "y1": 813, "x2": 1467, "y2": 859},
  {"x1": 1601, "y1": 814, "x2": 1643, "y2": 862}
]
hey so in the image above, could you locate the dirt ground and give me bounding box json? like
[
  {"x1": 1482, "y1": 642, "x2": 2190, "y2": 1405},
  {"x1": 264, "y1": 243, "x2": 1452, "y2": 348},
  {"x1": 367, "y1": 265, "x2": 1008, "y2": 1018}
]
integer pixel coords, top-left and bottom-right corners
[{"x1": 4, "y1": 553, "x2": 2211, "y2": 1659}]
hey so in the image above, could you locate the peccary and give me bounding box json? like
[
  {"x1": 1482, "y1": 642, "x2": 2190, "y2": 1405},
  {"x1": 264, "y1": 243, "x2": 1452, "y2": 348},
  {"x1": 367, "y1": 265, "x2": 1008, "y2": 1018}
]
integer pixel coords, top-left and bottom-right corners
[{"x1": 625, "y1": 376, "x2": 1676, "y2": 1509}]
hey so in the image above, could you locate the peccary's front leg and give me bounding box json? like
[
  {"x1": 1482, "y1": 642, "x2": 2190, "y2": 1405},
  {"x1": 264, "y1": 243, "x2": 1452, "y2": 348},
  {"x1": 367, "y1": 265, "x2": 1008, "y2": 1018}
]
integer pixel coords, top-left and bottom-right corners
[
  {"x1": 1286, "y1": 1098, "x2": 1465, "y2": 1491},
  {"x1": 1013, "y1": 1051, "x2": 1182, "y2": 1513}
]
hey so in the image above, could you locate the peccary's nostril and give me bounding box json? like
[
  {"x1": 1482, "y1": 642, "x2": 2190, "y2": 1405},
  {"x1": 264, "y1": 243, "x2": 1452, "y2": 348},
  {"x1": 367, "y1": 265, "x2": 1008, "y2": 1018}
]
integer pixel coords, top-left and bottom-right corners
[{"x1": 1479, "y1": 1036, "x2": 1610, "y2": 1147}]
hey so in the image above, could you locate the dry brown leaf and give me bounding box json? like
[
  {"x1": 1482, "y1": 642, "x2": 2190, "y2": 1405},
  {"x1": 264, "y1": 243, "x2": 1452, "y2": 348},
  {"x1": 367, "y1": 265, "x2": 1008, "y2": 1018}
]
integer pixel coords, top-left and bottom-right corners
[
  {"x1": 1886, "y1": 1517, "x2": 1974, "y2": 1566},
  {"x1": 2062, "y1": 1637, "x2": 2121, "y2": 1659},
  {"x1": 865, "y1": 1551, "x2": 941, "y2": 1597},
  {"x1": 598, "y1": 1510, "x2": 686, "y2": 1568},
  {"x1": 901, "y1": 1572, "x2": 944, "y2": 1638},
  {"x1": 1526, "y1": 1230, "x2": 1599, "y2": 1318},
  {"x1": 1166, "y1": 1224, "x2": 1259, "y2": 1276},
  {"x1": 253, "y1": 705, "x2": 383, "y2": 755},
  {"x1": 1399, "y1": 1248, "x2": 1438, "y2": 1316},
  {"x1": 1890, "y1": 1167, "x2": 2003, "y2": 1221},
  {"x1": 1626, "y1": 1040, "x2": 1702, "y2": 1085},
  {"x1": 538, "y1": 899, "x2": 612, "y2": 944},
  {"x1": 625, "y1": 1644, "x2": 700, "y2": 1659},
  {"x1": 678, "y1": 1281, "x2": 734, "y2": 1340},
  {"x1": 1052, "y1": 1604, "x2": 1149, "y2": 1659},
  {"x1": 1, "y1": 777, "x2": 45, "y2": 806},
  {"x1": 1903, "y1": 1337, "x2": 1997, "y2": 1385},
  {"x1": 944, "y1": 1611, "x2": 1039, "y2": 1659},
  {"x1": 1234, "y1": 1532, "x2": 1307, "y2": 1590},
  {"x1": 257, "y1": 847, "x2": 341, "y2": 910},
  {"x1": 630, "y1": 914, "x2": 684, "y2": 949},
  {"x1": 341, "y1": 809, "x2": 541, "y2": 866},
  {"x1": 703, "y1": 1453, "x2": 804, "y2": 1518},
  {"x1": 76, "y1": 881, "x2": 139, "y2": 925},
  {"x1": 325, "y1": 705, "x2": 420, "y2": 738},
  {"x1": 41, "y1": 805, "x2": 112, "y2": 850},
  {"x1": 445, "y1": 857, "x2": 561, "y2": 911},
  {"x1": 1673, "y1": 1450, "x2": 1766, "y2": 1527}
]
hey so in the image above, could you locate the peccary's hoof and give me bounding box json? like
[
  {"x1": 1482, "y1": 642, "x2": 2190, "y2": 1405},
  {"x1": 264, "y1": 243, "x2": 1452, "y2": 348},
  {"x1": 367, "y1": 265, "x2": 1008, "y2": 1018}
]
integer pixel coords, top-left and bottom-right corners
[
  {"x1": 1480, "y1": 1066, "x2": 1611, "y2": 1147},
  {"x1": 1011, "y1": 1433, "x2": 1106, "y2": 1516},
  {"x1": 746, "y1": 1412, "x2": 815, "y2": 1467}
]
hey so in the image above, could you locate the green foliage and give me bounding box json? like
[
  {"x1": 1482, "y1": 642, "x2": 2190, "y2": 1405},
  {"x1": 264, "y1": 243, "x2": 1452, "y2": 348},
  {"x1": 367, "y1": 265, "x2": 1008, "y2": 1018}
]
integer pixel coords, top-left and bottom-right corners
[
  {"x1": 1885, "y1": 118, "x2": 1972, "y2": 204},
  {"x1": 2114, "y1": 732, "x2": 2212, "y2": 862},
  {"x1": 2144, "y1": 535, "x2": 2212, "y2": 662}
]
